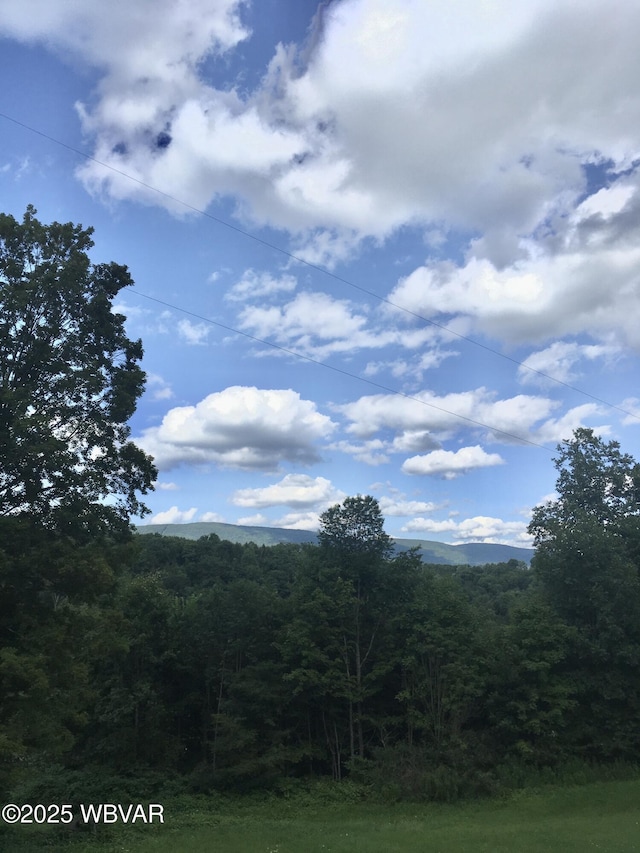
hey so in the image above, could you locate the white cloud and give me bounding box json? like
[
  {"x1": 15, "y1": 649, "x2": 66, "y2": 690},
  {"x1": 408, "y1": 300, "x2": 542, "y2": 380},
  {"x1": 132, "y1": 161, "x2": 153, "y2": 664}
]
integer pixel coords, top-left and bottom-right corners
[
  {"x1": 156, "y1": 481, "x2": 179, "y2": 491},
  {"x1": 532, "y1": 492, "x2": 559, "y2": 509},
  {"x1": 574, "y1": 183, "x2": 636, "y2": 221},
  {"x1": 146, "y1": 373, "x2": 174, "y2": 401},
  {"x1": 378, "y1": 496, "x2": 441, "y2": 516},
  {"x1": 0, "y1": 0, "x2": 248, "y2": 56},
  {"x1": 238, "y1": 290, "x2": 447, "y2": 359},
  {"x1": 232, "y1": 474, "x2": 344, "y2": 509},
  {"x1": 241, "y1": 289, "x2": 364, "y2": 338},
  {"x1": 620, "y1": 398, "x2": 640, "y2": 427},
  {"x1": 533, "y1": 404, "x2": 609, "y2": 444},
  {"x1": 290, "y1": 228, "x2": 363, "y2": 269},
  {"x1": 402, "y1": 514, "x2": 532, "y2": 546},
  {"x1": 402, "y1": 518, "x2": 458, "y2": 534},
  {"x1": 364, "y1": 349, "x2": 459, "y2": 382},
  {"x1": 274, "y1": 510, "x2": 321, "y2": 531},
  {"x1": 390, "y1": 216, "x2": 640, "y2": 349},
  {"x1": 136, "y1": 386, "x2": 336, "y2": 471},
  {"x1": 199, "y1": 511, "x2": 226, "y2": 522},
  {"x1": 1, "y1": 155, "x2": 31, "y2": 180},
  {"x1": 236, "y1": 513, "x2": 269, "y2": 526},
  {"x1": 150, "y1": 505, "x2": 197, "y2": 524},
  {"x1": 7, "y1": 0, "x2": 638, "y2": 271},
  {"x1": 402, "y1": 445, "x2": 505, "y2": 479},
  {"x1": 340, "y1": 388, "x2": 556, "y2": 443},
  {"x1": 177, "y1": 318, "x2": 210, "y2": 345},
  {"x1": 225, "y1": 269, "x2": 298, "y2": 302},
  {"x1": 239, "y1": 290, "x2": 371, "y2": 356},
  {"x1": 112, "y1": 302, "x2": 173, "y2": 337},
  {"x1": 518, "y1": 341, "x2": 620, "y2": 386},
  {"x1": 330, "y1": 439, "x2": 389, "y2": 466}
]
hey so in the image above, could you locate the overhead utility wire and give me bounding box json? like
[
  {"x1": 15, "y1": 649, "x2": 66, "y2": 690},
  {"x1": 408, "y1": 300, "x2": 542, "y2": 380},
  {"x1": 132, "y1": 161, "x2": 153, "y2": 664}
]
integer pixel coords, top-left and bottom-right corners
[
  {"x1": 2, "y1": 111, "x2": 637, "y2": 426},
  {"x1": 131, "y1": 289, "x2": 553, "y2": 453}
]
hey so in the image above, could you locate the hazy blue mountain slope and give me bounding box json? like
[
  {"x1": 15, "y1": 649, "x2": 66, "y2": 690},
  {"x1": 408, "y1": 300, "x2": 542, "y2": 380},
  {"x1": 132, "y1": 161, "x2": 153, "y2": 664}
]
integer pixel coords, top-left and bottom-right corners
[{"x1": 136, "y1": 522, "x2": 533, "y2": 565}]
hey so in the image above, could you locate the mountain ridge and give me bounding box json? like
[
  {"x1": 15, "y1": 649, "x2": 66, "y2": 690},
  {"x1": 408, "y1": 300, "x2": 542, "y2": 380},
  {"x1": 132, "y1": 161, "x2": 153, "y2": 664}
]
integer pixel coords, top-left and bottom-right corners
[{"x1": 135, "y1": 521, "x2": 534, "y2": 566}]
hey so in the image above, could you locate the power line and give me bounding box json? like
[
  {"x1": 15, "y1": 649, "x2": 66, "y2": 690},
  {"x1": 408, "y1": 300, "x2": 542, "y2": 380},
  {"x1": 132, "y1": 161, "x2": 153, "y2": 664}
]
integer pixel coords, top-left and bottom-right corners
[{"x1": 1, "y1": 110, "x2": 637, "y2": 426}]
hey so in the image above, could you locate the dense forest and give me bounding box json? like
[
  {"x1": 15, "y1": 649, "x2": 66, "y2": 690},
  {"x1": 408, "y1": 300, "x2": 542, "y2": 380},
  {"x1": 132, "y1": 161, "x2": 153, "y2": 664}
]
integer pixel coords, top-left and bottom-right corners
[
  {"x1": 2, "y1": 208, "x2": 640, "y2": 807},
  {"x1": 2, "y1": 430, "x2": 640, "y2": 804}
]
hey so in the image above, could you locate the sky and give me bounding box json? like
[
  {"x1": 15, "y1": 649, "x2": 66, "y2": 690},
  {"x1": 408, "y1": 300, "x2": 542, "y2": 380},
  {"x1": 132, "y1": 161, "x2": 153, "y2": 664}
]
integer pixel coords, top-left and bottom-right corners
[{"x1": 1, "y1": 0, "x2": 640, "y2": 546}]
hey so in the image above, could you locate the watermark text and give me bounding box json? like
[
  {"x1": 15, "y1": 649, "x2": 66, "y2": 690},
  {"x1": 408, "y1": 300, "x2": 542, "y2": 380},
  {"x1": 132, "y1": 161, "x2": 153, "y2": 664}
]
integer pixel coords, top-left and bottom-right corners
[{"x1": 1, "y1": 803, "x2": 164, "y2": 825}]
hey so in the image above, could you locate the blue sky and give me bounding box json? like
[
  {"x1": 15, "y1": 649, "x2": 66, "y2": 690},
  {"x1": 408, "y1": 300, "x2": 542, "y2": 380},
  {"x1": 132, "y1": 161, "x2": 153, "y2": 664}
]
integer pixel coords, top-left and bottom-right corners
[{"x1": 2, "y1": 0, "x2": 640, "y2": 545}]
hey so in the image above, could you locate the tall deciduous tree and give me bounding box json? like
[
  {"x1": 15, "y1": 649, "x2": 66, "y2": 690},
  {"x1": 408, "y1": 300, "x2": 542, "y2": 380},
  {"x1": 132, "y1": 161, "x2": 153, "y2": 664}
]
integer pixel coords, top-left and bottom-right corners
[
  {"x1": 529, "y1": 429, "x2": 640, "y2": 759},
  {"x1": 318, "y1": 495, "x2": 393, "y2": 561},
  {"x1": 317, "y1": 496, "x2": 394, "y2": 760},
  {"x1": 529, "y1": 428, "x2": 640, "y2": 621},
  {"x1": 0, "y1": 206, "x2": 156, "y2": 537}
]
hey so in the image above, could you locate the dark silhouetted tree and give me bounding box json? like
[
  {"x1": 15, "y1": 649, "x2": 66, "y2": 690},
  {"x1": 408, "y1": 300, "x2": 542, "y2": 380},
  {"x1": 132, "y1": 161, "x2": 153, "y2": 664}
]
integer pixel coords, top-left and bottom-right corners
[{"x1": 0, "y1": 205, "x2": 156, "y2": 538}]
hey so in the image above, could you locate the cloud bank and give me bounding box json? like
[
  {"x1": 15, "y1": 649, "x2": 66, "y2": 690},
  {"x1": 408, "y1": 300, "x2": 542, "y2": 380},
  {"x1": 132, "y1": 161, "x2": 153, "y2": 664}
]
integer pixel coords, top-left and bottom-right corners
[{"x1": 5, "y1": 0, "x2": 640, "y2": 352}]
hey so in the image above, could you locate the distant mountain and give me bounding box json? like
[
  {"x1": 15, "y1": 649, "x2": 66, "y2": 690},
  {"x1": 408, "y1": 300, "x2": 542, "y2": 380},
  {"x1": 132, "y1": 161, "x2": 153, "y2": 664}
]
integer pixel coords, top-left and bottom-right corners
[
  {"x1": 135, "y1": 521, "x2": 534, "y2": 566},
  {"x1": 136, "y1": 521, "x2": 316, "y2": 547}
]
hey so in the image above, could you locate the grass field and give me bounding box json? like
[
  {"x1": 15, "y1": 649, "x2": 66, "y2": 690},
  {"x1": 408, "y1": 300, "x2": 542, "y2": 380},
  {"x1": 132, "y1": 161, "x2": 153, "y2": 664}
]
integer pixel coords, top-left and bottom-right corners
[{"x1": 4, "y1": 778, "x2": 640, "y2": 852}]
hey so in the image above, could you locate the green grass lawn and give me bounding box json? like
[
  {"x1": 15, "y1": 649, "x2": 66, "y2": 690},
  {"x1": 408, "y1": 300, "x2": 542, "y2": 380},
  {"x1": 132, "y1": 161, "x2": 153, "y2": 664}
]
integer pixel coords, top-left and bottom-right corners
[{"x1": 5, "y1": 779, "x2": 640, "y2": 852}]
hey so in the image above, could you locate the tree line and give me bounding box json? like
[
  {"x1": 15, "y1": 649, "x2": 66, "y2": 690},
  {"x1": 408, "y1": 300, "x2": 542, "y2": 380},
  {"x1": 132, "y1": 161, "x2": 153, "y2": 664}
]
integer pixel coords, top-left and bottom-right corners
[
  {"x1": 2, "y1": 439, "x2": 640, "y2": 801},
  {"x1": 2, "y1": 208, "x2": 640, "y2": 803}
]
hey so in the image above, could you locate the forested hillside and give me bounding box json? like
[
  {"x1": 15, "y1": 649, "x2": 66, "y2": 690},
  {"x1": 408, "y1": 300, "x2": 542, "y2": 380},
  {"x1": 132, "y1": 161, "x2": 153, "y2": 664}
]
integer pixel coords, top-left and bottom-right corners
[
  {"x1": 3, "y1": 433, "x2": 640, "y2": 804},
  {"x1": 2, "y1": 209, "x2": 640, "y2": 809},
  {"x1": 136, "y1": 520, "x2": 535, "y2": 565}
]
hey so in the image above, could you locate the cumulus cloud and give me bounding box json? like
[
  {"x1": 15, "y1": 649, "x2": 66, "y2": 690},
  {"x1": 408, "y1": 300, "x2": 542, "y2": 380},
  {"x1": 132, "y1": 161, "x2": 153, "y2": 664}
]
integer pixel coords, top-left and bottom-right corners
[
  {"x1": 402, "y1": 446, "x2": 505, "y2": 479},
  {"x1": 199, "y1": 511, "x2": 226, "y2": 522},
  {"x1": 232, "y1": 474, "x2": 345, "y2": 508},
  {"x1": 150, "y1": 505, "x2": 197, "y2": 524},
  {"x1": 339, "y1": 388, "x2": 556, "y2": 443},
  {"x1": 620, "y1": 398, "x2": 640, "y2": 427},
  {"x1": 330, "y1": 439, "x2": 389, "y2": 466},
  {"x1": 378, "y1": 496, "x2": 441, "y2": 516},
  {"x1": 6, "y1": 0, "x2": 638, "y2": 269},
  {"x1": 390, "y1": 234, "x2": 640, "y2": 349},
  {"x1": 225, "y1": 269, "x2": 298, "y2": 302},
  {"x1": 273, "y1": 510, "x2": 322, "y2": 531},
  {"x1": 136, "y1": 385, "x2": 336, "y2": 471},
  {"x1": 146, "y1": 373, "x2": 174, "y2": 401},
  {"x1": 237, "y1": 289, "x2": 436, "y2": 358},
  {"x1": 402, "y1": 515, "x2": 532, "y2": 546},
  {"x1": 0, "y1": 0, "x2": 248, "y2": 55},
  {"x1": 236, "y1": 513, "x2": 269, "y2": 526},
  {"x1": 517, "y1": 341, "x2": 620, "y2": 386},
  {"x1": 533, "y1": 404, "x2": 609, "y2": 444},
  {"x1": 240, "y1": 291, "x2": 367, "y2": 352},
  {"x1": 177, "y1": 318, "x2": 211, "y2": 345}
]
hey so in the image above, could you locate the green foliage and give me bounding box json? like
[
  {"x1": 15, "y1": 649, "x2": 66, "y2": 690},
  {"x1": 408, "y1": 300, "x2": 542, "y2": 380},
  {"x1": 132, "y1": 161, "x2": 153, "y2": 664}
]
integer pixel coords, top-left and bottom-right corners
[
  {"x1": 0, "y1": 205, "x2": 156, "y2": 538},
  {"x1": 318, "y1": 495, "x2": 393, "y2": 561},
  {"x1": 531, "y1": 428, "x2": 640, "y2": 533},
  {"x1": 529, "y1": 428, "x2": 640, "y2": 761},
  {"x1": 348, "y1": 743, "x2": 499, "y2": 802},
  {"x1": 529, "y1": 429, "x2": 640, "y2": 613},
  {"x1": 0, "y1": 524, "x2": 127, "y2": 793},
  {"x1": 450, "y1": 559, "x2": 533, "y2": 619},
  {"x1": 397, "y1": 572, "x2": 489, "y2": 751},
  {"x1": 4, "y1": 424, "x2": 640, "y2": 809},
  {"x1": 486, "y1": 592, "x2": 578, "y2": 765}
]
